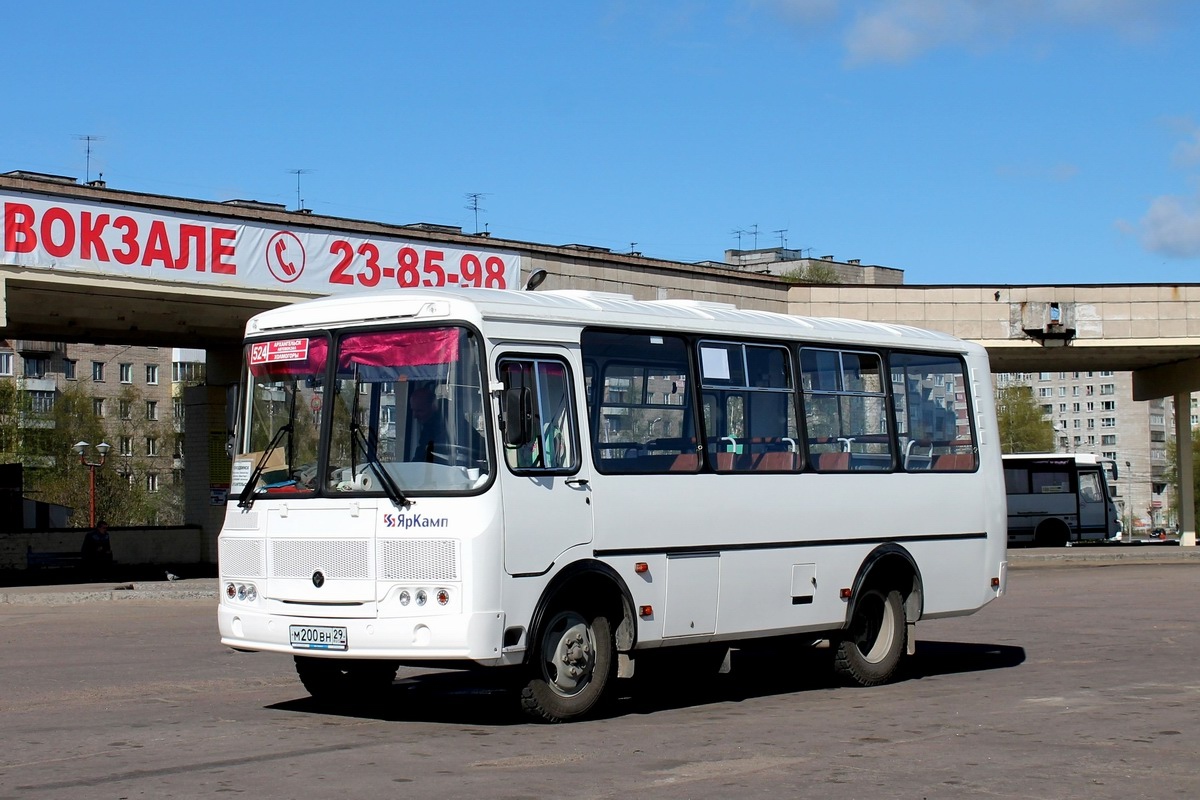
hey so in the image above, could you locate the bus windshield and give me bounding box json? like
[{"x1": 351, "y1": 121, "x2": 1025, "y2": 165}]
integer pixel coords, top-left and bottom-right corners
[{"x1": 239, "y1": 326, "x2": 491, "y2": 498}]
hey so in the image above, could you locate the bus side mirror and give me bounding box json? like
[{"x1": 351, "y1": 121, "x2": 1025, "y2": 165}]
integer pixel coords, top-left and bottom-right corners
[{"x1": 503, "y1": 387, "x2": 533, "y2": 447}]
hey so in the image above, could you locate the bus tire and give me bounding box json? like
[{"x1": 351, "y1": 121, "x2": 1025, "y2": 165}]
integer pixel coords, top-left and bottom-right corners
[
  {"x1": 833, "y1": 589, "x2": 906, "y2": 687},
  {"x1": 520, "y1": 607, "x2": 615, "y2": 722},
  {"x1": 1034, "y1": 519, "x2": 1070, "y2": 547},
  {"x1": 294, "y1": 656, "x2": 398, "y2": 703}
]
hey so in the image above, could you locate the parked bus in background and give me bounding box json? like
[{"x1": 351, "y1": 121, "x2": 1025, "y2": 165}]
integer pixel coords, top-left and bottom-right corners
[
  {"x1": 218, "y1": 287, "x2": 1008, "y2": 722},
  {"x1": 1003, "y1": 453, "x2": 1121, "y2": 547}
]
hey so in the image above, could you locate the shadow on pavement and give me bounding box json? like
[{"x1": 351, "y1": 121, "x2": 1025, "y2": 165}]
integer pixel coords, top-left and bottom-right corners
[{"x1": 266, "y1": 638, "x2": 1025, "y2": 726}]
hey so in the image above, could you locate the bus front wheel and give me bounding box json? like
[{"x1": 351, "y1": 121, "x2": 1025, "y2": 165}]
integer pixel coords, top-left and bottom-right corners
[
  {"x1": 520, "y1": 607, "x2": 615, "y2": 722},
  {"x1": 833, "y1": 588, "x2": 906, "y2": 686}
]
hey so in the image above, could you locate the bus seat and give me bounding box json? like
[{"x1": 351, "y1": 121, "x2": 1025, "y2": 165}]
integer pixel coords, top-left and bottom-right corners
[
  {"x1": 932, "y1": 453, "x2": 975, "y2": 471},
  {"x1": 817, "y1": 451, "x2": 850, "y2": 471},
  {"x1": 714, "y1": 451, "x2": 738, "y2": 471},
  {"x1": 754, "y1": 451, "x2": 798, "y2": 471},
  {"x1": 669, "y1": 453, "x2": 701, "y2": 472}
]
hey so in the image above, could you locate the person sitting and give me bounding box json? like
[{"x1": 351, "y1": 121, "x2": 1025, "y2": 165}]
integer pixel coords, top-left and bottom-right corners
[{"x1": 407, "y1": 386, "x2": 451, "y2": 461}]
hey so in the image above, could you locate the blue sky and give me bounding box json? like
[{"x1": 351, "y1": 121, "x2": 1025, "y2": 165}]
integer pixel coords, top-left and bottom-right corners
[{"x1": 4, "y1": 0, "x2": 1200, "y2": 285}]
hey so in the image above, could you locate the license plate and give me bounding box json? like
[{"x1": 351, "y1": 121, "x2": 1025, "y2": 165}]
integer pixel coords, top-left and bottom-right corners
[{"x1": 289, "y1": 625, "x2": 348, "y2": 651}]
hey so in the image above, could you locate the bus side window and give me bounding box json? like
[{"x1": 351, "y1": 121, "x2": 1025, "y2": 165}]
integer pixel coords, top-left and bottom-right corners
[
  {"x1": 889, "y1": 352, "x2": 976, "y2": 473},
  {"x1": 499, "y1": 358, "x2": 579, "y2": 473}
]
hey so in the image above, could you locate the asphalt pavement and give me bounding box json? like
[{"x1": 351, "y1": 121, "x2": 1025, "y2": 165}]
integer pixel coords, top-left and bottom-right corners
[{"x1": 2, "y1": 542, "x2": 1197, "y2": 605}]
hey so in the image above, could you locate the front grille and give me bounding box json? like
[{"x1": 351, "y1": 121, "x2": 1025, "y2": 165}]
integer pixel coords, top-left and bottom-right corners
[
  {"x1": 220, "y1": 538, "x2": 264, "y2": 577},
  {"x1": 271, "y1": 539, "x2": 370, "y2": 579},
  {"x1": 378, "y1": 539, "x2": 458, "y2": 581}
]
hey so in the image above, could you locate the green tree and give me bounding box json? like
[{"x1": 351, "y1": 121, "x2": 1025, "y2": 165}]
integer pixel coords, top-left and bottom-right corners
[
  {"x1": 4, "y1": 380, "x2": 180, "y2": 527},
  {"x1": 1164, "y1": 427, "x2": 1200, "y2": 528},
  {"x1": 996, "y1": 384, "x2": 1055, "y2": 454},
  {"x1": 779, "y1": 263, "x2": 839, "y2": 285}
]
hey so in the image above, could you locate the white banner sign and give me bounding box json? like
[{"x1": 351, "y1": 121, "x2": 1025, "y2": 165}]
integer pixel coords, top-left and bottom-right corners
[{"x1": 0, "y1": 189, "x2": 521, "y2": 293}]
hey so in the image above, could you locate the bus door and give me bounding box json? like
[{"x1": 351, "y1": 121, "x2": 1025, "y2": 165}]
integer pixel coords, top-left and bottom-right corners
[
  {"x1": 497, "y1": 352, "x2": 593, "y2": 575},
  {"x1": 1077, "y1": 468, "x2": 1107, "y2": 537}
]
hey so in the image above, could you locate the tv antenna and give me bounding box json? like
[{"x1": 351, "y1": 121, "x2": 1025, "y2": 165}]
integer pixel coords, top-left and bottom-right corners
[
  {"x1": 73, "y1": 134, "x2": 105, "y2": 183},
  {"x1": 731, "y1": 228, "x2": 747, "y2": 249},
  {"x1": 748, "y1": 223, "x2": 760, "y2": 249},
  {"x1": 288, "y1": 168, "x2": 314, "y2": 211},
  {"x1": 773, "y1": 228, "x2": 788, "y2": 249},
  {"x1": 465, "y1": 193, "x2": 490, "y2": 234}
]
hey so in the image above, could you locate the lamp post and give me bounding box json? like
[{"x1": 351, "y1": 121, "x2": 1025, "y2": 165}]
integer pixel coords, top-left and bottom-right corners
[{"x1": 73, "y1": 441, "x2": 111, "y2": 528}]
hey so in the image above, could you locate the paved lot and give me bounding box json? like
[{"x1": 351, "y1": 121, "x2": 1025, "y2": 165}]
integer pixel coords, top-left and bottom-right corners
[{"x1": 1, "y1": 562, "x2": 1198, "y2": 799}]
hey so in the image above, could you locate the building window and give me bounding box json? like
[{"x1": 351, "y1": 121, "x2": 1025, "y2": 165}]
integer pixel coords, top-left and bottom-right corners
[
  {"x1": 173, "y1": 397, "x2": 185, "y2": 423},
  {"x1": 146, "y1": 473, "x2": 159, "y2": 493},
  {"x1": 146, "y1": 364, "x2": 159, "y2": 385},
  {"x1": 172, "y1": 361, "x2": 206, "y2": 383},
  {"x1": 0, "y1": 352, "x2": 12, "y2": 376},
  {"x1": 92, "y1": 361, "x2": 105, "y2": 381},
  {"x1": 146, "y1": 400, "x2": 158, "y2": 421},
  {"x1": 119, "y1": 399, "x2": 132, "y2": 419},
  {"x1": 29, "y1": 390, "x2": 55, "y2": 413},
  {"x1": 64, "y1": 359, "x2": 77, "y2": 380},
  {"x1": 146, "y1": 437, "x2": 158, "y2": 456},
  {"x1": 93, "y1": 398, "x2": 105, "y2": 417},
  {"x1": 120, "y1": 436, "x2": 133, "y2": 456},
  {"x1": 24, "y1": 356, "x2": 50, "y2": 378},
  {"x1": 1100, "y1": 417, "x2": 1116, "y2": 428},
  {"x1": 1072, "y1": 402, "x2": 1080, "y2": 412},
  {"x1": 1102, "y1": 434, "x2": 1117, "y2": 446},
  {"x1": 1102, "y1": 401, "x2": 1116, "y2": 411},
  {"x1": 1100, "y1": 383, "x2": 1115, "y2": 395},
  {"x1": 120, "y1": 363, "x2": 133, "y2": 383},
  {"x1": 1087, "y1": 418, "x2": 1095, "y2": 429},
  {"x1": 175, "y1": 435, "x2": 185, "y2": 459}
]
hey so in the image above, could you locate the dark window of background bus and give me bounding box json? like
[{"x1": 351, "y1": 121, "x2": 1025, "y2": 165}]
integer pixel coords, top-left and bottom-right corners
[
  {"x1": 580, "y1": 330, "x2": 700, "y2": 474},
  {"x1": 499, "y1": 358, "x2": 579, "y2": 474}
]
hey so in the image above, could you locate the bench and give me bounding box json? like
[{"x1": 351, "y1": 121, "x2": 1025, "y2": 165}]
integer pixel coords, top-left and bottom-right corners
[{"x1": 26, "y1": 546, "x2": 84, "y2": 569}]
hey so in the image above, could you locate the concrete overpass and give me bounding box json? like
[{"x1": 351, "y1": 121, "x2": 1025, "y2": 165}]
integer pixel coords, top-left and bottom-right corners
[{"x1": 2, "y1": 172, "x2": 1198, "y2": 546}]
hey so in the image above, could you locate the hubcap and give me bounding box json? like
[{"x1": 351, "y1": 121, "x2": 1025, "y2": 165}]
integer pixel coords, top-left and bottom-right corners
[{"x1": 542, "y1": 611, "x2": 594, "y2": 696}]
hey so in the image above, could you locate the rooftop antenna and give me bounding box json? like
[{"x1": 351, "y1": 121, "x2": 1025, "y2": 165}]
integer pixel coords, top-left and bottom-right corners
[
  {"x1": 731, "y1": 228, "x2": 747, "y2": 250},
  {"x1": 73, "y1": 134, "x2": 105, "y2": 183},
  {"x1": 465, "y1": 192, "x2": 490, "y2": 234},
  {"x1": 288, "y1": 168, "x2": 313, "y2": 211},
  {"x1": 748, "y1": 223, "x2": 759, "y2": 249},
  {"x1": 773, "y1": 228, "x2": 788, "y2": 249}
]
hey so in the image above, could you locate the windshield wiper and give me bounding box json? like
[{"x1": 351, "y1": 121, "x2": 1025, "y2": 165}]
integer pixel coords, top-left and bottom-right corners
[
  {"x1": 237, "y1": 423, "x2": 291, "y2": 509},
  {"x1": 351, "y1": 421, "x2": 411, "y2": 509}
]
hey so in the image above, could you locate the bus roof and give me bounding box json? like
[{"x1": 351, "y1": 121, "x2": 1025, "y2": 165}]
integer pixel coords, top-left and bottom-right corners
[
  {"x1": 1002, "y1": 453, "x2": 1113, "y2": 466},
  {"x1": 246, "y1": 287, "x2": 976, "y2": 352}
]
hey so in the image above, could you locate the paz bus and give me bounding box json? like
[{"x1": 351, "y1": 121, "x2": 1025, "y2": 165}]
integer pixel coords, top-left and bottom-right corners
[
  {"x1": 217, "y1": 287, "x2": 1008, "y2": 721},
  {"x1": 1002, "y1": 453, "x2": 1122, "y2": 546}
]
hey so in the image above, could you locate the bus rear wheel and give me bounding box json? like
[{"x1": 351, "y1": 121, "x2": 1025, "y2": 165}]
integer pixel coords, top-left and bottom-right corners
[
  {"x1": 833, "y1": 589, "x2": 906, "y2": 687},
  {"x1": 1034, "y1": 519, "x2": 1070, "y2": 547},
  {"x1": 520, "y1": 607, "x2": 615, "y2": 723},
  {"x1": 294, "y1": 656, "x2": 398, "y2": 704}
]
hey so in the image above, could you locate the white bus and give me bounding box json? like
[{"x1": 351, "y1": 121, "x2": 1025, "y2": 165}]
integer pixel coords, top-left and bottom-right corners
[
  {"x1": 1002, "y1": 453, "x2": 1122, "y2": 546},
  {"x1": 218, "y1": 287, "x2": 1008, "y2": 721}
]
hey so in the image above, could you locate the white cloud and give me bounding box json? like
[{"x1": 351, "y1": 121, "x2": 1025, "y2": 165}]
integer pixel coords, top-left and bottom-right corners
[
  {"x1": 754, "y1": 0, "x2": 1178, "y2": 64},
  {"x1": 1137, "y1": 194, "x2": 1200, "y2": 258}
]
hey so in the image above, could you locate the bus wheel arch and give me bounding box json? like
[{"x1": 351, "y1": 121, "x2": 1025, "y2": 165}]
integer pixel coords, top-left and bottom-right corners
[
  {"x1": 520, "y1": 560, "x2": 635, "y2": 722},
  {"x1": 834, "y1": 544, "x2": 923, "y2": 686},
  {"x1": 1034, "y1": 518, "x2": 1071, "y2": 547}
]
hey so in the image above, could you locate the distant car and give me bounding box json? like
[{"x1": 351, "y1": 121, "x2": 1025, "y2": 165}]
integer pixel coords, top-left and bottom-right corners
[{"x1": 1151, "y1": 527, "x2": 1168, "y2": 539}]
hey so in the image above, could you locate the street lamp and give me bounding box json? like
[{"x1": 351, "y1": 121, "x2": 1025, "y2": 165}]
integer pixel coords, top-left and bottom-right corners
[{"x1": 73, "y1": 440, "x2": 111, "y2": 528}]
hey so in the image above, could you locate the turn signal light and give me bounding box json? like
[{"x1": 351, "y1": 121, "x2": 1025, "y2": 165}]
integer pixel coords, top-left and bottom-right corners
[
  {"x1": 639, "y1": 605, "x2": 653, "y2": 617},
  {"x1": 839, "y1": 588, "x2": 852, "y2": 600},
  {"x1": 635, "y1": 562, "x2": 649, "y2": 574},
  {"x1": 991, "y1": 577, "x2": 1001, "y2": 588}
]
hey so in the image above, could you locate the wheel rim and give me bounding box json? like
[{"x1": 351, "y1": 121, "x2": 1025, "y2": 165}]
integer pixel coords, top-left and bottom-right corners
[
  {"x1": 852, "y1": 591, "x2": 896, "y2": 664},
  {"x1": 540, "y1": 610, "x2": 595, "y2": 697}
]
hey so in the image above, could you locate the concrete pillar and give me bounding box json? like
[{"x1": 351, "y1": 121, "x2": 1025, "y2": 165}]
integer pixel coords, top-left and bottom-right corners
[
  {"x1": 1176, "y1": 391, "x2": 1196, "y2": 547},
  {"x1": 181, "y1": 346, "x2": 242, "y2": 562}
]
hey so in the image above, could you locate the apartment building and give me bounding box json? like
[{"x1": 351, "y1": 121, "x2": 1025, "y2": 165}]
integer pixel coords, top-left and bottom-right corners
[{"x1": 0, "y1": 339, "x2": 205, "y2": 521}]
